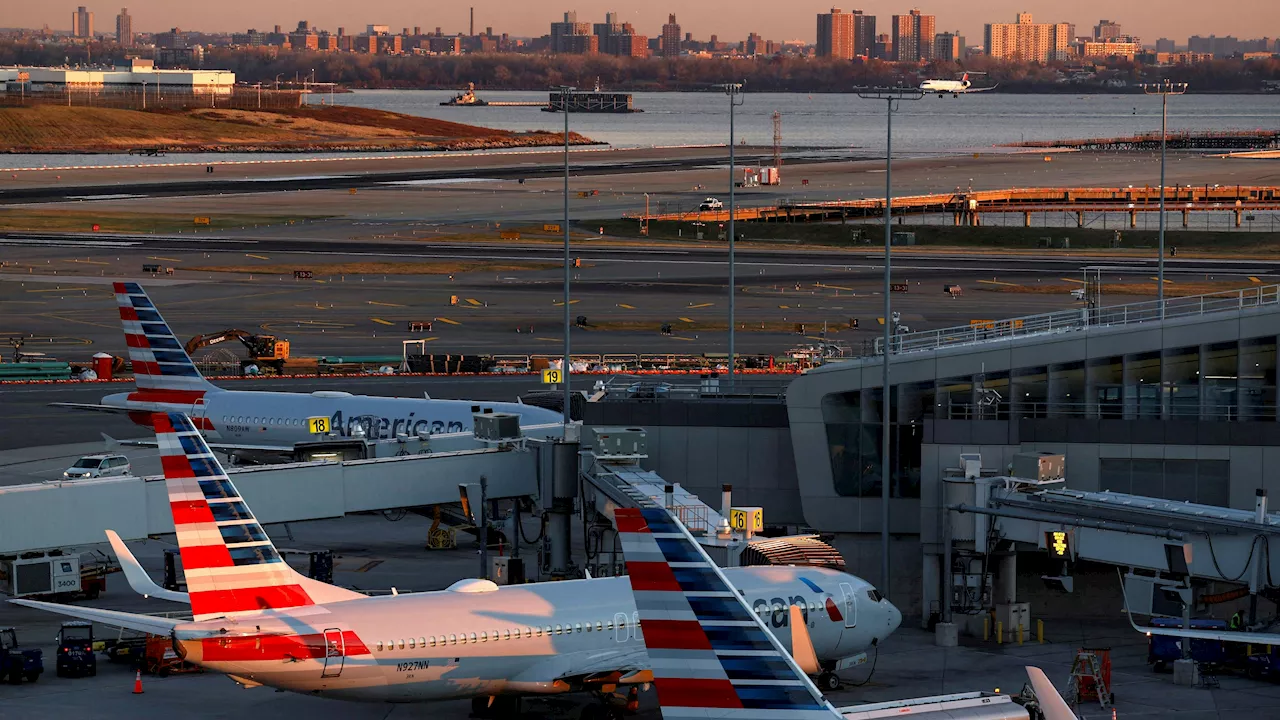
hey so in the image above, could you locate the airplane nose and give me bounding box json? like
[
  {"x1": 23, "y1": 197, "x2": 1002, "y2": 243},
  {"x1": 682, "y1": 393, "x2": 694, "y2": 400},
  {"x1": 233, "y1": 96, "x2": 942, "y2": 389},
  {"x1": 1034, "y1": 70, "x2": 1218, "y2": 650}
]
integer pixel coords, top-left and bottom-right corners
[{"x1": 886, "y1": 602, "x2": 902, "y2": 634}]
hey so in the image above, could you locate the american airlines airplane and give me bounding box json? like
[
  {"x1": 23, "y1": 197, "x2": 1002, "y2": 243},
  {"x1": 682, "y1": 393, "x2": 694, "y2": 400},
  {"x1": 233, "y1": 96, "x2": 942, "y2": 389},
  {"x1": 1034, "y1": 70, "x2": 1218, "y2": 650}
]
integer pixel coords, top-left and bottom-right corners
[
  {"x1": 13, "y1": 412, "x2": 902, "y2": 714},
  {"x1": 918, "y1": 73, "x2": 998, "y2": 97},
  {"x1": 613, "y1": 505, "x2": 1078, "y2": 720},
  {"x1": 54, "y1": 282, "x2": 560, "y2": 461}
]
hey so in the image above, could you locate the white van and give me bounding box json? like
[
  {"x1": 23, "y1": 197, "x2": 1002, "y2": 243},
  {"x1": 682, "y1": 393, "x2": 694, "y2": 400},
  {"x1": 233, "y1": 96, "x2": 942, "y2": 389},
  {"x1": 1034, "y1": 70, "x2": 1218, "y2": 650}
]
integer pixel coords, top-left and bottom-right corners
[{"x1": 62, "y1": 454, "x2": 132, "y2": 480}]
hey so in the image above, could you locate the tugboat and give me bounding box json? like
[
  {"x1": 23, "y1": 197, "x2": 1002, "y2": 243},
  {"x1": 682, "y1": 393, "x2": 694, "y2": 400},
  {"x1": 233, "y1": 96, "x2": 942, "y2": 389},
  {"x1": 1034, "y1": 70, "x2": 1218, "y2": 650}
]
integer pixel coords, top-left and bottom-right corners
[{"x1": 441, "y1": 83, "x2": 487, "y2": 107}]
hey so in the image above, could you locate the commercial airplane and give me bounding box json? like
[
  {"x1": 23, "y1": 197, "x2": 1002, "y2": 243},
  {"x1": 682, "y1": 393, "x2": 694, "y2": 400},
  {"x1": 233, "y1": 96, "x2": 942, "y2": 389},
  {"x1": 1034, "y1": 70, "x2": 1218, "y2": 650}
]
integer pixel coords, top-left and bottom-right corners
[
  {"x1": 919, "y1": 73, "x2": 998, "y2": 97},
  {"x1": 12, "y1": 412, "x2": 901, "y2": 713},
  {"x1": 614, "y1": 505, "x2": 1078, "y2": 720},
  {"x1": 54, "y1": 282, "x2": 561, "y2": 461}
]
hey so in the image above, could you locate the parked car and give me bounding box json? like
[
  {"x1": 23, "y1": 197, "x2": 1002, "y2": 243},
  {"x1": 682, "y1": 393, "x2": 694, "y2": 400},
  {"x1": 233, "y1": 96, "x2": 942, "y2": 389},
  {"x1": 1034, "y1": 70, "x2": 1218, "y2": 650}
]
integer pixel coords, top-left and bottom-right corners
[
  {"x1": 698, "y1": 197, "x2": 724, "y2": 211},
  {"x1": 61, "y1": 454, "x2": 131, "y2": 480}
]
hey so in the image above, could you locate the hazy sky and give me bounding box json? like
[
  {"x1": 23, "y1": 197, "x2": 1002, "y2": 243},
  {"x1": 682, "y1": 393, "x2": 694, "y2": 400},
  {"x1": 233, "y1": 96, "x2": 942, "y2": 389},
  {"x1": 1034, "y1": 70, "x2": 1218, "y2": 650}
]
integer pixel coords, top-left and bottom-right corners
[{"x1": 15, "y1": 1, "x2": 1279, "y2": 44}]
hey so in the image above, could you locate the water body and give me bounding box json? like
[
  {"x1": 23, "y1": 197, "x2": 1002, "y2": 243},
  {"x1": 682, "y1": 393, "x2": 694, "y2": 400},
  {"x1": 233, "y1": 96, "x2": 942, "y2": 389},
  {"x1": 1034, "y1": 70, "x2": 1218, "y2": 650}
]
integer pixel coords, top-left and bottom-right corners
[{"x1": 1, "y1": 91, "x2": 1275, "y2": 169}]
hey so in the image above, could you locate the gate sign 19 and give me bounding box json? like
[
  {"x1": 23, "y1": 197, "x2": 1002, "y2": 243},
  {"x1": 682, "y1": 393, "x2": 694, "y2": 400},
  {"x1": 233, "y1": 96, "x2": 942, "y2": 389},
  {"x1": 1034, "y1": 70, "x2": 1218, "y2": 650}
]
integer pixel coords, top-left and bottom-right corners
[{"x1": 541, "y1": 368, "x2": 563, "y2": 384}]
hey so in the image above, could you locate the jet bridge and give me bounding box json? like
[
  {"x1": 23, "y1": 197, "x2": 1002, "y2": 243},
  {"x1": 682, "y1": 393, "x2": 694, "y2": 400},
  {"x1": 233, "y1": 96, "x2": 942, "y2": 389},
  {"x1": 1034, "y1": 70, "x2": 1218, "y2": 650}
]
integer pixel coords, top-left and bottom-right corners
[
  {"x1": 0, "y1": 423, "x2": 564, "y2": 556},
  {"x1": 579, "y1": 427, "x2": 749, "y2": 572},
  {"x1": 940, "y1": 460, "x2": 1280, "y2": 634}
]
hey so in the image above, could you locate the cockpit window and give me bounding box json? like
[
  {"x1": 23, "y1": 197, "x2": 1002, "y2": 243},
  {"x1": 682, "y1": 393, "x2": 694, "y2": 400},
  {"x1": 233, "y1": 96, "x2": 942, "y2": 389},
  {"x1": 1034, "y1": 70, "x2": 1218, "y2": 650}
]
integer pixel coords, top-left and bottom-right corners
[{"x1": 867, "y1": 589, "x2": 883, "y2": 602}]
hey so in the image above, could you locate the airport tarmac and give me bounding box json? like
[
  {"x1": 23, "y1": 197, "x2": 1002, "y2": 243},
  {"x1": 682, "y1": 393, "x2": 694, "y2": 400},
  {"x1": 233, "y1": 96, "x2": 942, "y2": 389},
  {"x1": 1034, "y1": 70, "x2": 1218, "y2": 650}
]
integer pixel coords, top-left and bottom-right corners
[{"x1": 1, "y1": 510, "x2": 1278, "y2": 719}]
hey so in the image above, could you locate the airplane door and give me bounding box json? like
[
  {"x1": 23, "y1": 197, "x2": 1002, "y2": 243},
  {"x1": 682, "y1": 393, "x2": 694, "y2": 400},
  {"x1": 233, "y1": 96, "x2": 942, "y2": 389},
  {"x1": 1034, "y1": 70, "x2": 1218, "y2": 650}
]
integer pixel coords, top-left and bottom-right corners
[
  {"x1": 191, "y1": 397, "x2": 208, "y2": 435},
  {"x1": 838, "y1": 583, "x2": 858, "y2": 629},
  {"x1": 321, "y1": 628, "x2": 345, "y2": 678}
]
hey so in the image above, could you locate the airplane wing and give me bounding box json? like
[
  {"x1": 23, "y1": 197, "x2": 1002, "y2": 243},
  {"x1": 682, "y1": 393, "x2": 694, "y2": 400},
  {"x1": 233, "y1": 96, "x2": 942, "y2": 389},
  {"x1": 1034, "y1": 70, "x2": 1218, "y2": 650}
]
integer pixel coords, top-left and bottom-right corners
[
  {"x1": 615, "y1": 506, "x2": 841, "y2": 719},
  {"x1": 1127, "y1": 615, "x2": 1280, "y2": 646},
  {"x1": 1026, "y1": 667, "x2": 1079, "y2": 720},
  {"x1": 965, "y1": 84, "x2": 999, "y2": 93},
  {"x1": 105, "y1": 530, "x2": 190, "y2": 603},
  {"x1": 51, "y1": 402, "x2": 133, "y2": 414},
  {"x1": 101, "y1": 433, "x2": 291, "y2": 455},
  {"x1": 8, "y1": 599, "x2": 182, "y2": 636}
]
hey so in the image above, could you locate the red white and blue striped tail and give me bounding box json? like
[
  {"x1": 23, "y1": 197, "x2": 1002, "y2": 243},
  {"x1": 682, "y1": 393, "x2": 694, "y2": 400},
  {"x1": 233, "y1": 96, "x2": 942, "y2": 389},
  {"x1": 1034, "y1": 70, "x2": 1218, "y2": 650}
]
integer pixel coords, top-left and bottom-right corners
[
  {"x1": 154, "y1": 412, "x2": 360, "y2": 621},
  {"x1": 114, "y1": 282, "x2": 214, "y2": 398},
  {"x1": 616, "y1": 506, "x2": 840, "y2": 720}
]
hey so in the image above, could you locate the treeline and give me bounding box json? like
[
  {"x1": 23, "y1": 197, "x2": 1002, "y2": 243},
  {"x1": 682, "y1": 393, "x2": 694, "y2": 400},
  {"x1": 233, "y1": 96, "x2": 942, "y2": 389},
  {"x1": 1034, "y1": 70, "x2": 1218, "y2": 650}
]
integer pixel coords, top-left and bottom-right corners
[{"x1": 2, "y1": 39, "x2": 1278, "y2": 93}]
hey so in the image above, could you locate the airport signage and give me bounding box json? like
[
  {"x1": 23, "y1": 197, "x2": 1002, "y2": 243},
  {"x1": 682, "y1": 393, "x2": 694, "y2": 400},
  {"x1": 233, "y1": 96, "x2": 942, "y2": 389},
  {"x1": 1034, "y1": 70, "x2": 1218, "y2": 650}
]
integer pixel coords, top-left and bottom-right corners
[
  {"x1": 307, "y1": 416, "x2": 331, "y2": 434},
  {"x1": 543, "y1": 223, "x2": 561, "y2": 233},
  {"x1": 890, "y1": 283, "x2": 909, "y2": 293},
  {"x1": 194, "y1": 217, "x2": 211, "y2": 225},
  {"x1": 541, "y1": 368, "x2": 563, "y2": 384},
  {"x1": 730, "y1": 507, "x2": 764, "y2": 533},
  {"x1": 1045, "y1": 530, "x2": 1071, "y2": 559}
]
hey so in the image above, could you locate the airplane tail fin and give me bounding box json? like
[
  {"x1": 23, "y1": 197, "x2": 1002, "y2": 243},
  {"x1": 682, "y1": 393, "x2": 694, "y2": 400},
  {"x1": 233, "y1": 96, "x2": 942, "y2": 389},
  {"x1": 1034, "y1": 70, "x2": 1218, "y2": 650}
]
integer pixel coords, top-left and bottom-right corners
[
  {"x1": 154, "y1": 412, "x2": 361, "y2": 621},
  {"x1": 615, "y1": 506, "x2": 840, "y2": 719},
  {"x1": 113, "y1": 282, "x2": 216, "y2": 397},
  {"x1": 962, "y1": 72, "x2": 970, "y2": 83}
]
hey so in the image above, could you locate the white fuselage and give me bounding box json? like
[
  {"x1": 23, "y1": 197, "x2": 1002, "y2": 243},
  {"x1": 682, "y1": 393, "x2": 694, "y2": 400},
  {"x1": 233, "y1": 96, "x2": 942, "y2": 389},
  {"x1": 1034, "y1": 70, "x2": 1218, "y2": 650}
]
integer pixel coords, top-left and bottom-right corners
[
  {"x1": 919, "y1": 79, "x2": 969, "y2": 94},
  {"x1": 104, "y1": 387, "x2": 561, "y2": 447},
  {"x1": 175, "y1": 567, "x2": 900, "y2": 703}
]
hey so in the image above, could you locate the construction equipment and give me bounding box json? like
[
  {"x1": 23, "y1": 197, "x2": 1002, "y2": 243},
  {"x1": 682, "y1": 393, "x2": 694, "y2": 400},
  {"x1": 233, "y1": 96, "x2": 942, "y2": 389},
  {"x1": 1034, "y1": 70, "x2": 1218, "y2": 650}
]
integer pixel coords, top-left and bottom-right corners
[
  {"x1": 1067, "y1": 648, "x2": 1113, "y2": 710},
  {"x1": 183, "y1": 329, "x2": 290, "y2": 374},
  {"x1": 143, "y1": 635, "x2": 199, "y2": 677},
  {"x1": 0, "y1": 627, "x2": 43, "y2": 684}
]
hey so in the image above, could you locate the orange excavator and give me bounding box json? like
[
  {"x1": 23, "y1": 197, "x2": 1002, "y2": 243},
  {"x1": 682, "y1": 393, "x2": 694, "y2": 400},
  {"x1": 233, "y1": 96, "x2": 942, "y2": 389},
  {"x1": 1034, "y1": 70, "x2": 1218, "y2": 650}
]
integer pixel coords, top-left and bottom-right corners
[{"x1": 183, "y1": 330, "x2": 290, "y2": 374}]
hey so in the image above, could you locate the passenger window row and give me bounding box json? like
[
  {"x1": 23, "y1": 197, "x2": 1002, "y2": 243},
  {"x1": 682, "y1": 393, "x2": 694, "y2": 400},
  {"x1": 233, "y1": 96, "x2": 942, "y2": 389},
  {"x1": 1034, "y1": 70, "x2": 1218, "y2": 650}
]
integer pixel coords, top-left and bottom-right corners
[
  {"x1": 756, "y1": 601, "x2": 825, "y2": 615},
  {"x1": 374, "y1": 619, "x2": 634, "y2": 653},
  {"x1": 220, "y1": 416, "x2": 306, "y2": 427}
]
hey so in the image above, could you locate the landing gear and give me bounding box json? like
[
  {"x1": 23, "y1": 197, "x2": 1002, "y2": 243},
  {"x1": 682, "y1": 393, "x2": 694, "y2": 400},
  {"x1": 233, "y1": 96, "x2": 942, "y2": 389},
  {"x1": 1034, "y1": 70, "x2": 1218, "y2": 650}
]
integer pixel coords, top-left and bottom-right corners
[{"x1": 818, "y1": 671, "x2": 842, "y2": 691}]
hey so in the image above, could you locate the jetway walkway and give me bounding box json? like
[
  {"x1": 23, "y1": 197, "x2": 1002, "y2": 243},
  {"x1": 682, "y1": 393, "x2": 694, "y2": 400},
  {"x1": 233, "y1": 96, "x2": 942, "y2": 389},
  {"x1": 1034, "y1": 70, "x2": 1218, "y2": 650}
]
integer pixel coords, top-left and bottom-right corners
[
  {"x1": 0, "y1": 424, "x2": 563, "y2": 555},
  {"x1": 578, "y1": 427, "x2": 755, "y2": 568},
  {"x1": 939, "y1": 463, "x2": 1280, "y2": 630}
]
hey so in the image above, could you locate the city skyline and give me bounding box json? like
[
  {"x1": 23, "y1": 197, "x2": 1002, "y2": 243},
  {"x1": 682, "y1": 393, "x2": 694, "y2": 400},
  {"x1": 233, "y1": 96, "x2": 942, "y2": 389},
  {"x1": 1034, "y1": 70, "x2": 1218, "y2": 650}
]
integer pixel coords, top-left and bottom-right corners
[{"x1": 5, "y1": 1, "x2": 1277, "y2": 45}]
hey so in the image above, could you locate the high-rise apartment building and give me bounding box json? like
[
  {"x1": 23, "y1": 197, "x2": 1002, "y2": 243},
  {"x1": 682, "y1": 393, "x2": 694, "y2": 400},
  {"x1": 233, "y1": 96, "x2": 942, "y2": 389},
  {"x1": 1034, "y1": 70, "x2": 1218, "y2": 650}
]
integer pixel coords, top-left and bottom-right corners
[
  {"x1": 816, "y1": 8, "x2": 853, "y2": 59},
  {"x1": 1093, "y1": 19, "x2": 1122, "y2": 41},
  {"x1": 115, "y1": 7, "x2": 132, "y2": 47},
  {"x1": 984, "y1": 13, "x2": 1074, "y2": 62},
  {"x1": 661, "y1": 14, "x2": 681, "y2": 57},
  {"x1": 72, "y1": 6, "x2": 94, "y2": 38},
  {"x1": 933, "y1": 31, "x2": 964, "y2": 62},
  {"x1": 891, "y1": 9, "x2": 934, "y2": 62},
  {"x1": 816, "y1": 8, "x2": 874, "y2": 59},
  {"x1": 551, "y1": 11, "x2": 593, "y2": 53}
]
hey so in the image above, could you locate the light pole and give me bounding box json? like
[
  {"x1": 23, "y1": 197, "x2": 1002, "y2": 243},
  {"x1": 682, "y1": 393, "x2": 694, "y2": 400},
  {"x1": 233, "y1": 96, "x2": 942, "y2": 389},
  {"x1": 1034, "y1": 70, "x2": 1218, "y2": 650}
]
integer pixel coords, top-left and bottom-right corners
[
  {"x1": 855, "y1": 86, "x2": 924, "y2": 601},
  {"x1": 716, "y1": 83, "x2": 745, "y2": 385},
  {"x1": 1141, "y1": 80, "x2": 1188, "y2": 318},
  {"x1": 555, "y1": 85, "x2": 576, "y2": 425}
]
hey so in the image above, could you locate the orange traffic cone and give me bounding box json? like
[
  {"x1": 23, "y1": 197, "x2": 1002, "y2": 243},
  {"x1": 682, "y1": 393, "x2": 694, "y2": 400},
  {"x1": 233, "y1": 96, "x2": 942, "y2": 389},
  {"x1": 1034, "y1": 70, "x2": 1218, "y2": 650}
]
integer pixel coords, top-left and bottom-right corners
[{"x1": 132, "y1": 670, "x2": 144, "y2": 694}]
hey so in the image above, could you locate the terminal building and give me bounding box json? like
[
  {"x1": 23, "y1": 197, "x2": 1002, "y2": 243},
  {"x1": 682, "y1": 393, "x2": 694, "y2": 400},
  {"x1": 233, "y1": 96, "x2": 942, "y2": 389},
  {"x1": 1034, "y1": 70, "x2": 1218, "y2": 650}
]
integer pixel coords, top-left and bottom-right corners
[
  {"x1": 0, "y1": 59, "x2": 234, "y2": 96},
  {"x1": 586, "y1": 285, "x2": 1280, "y2": 623}
]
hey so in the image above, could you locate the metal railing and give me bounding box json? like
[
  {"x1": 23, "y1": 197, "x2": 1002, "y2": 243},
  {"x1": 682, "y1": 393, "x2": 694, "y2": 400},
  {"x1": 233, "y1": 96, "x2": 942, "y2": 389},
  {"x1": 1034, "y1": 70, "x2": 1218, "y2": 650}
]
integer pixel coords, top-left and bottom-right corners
[
  {"x1": 939, "y1": 400, "x2": 1276, "y2": 423},
  {"x1": 875, "y1": 284, "x2": 1280, "y2": 357}
]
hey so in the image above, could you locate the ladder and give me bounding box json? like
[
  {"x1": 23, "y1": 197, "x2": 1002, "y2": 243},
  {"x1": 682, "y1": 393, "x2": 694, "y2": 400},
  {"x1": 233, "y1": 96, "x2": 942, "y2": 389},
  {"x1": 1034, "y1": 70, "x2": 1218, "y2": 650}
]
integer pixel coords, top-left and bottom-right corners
[{"x1": 1067, "y1": 650, "x2": 1112, "y2": 710}]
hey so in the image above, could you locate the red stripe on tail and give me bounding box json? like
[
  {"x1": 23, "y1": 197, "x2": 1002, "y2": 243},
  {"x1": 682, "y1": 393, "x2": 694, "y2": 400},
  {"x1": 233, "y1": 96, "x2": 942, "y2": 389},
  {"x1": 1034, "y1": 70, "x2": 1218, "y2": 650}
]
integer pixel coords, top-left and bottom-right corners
[
  {"x1": 653, "y1": 677, "x2": 743, "y2": 709},
  {"x1": 190, "y1": 585, "x2": 314, "y2": 617},
  {"x1": 623, "y1": 561, "x2": 682, "y2": 592},
  {"x1": 638, "y1": 619, "x2": 714, "y2": 650}
]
